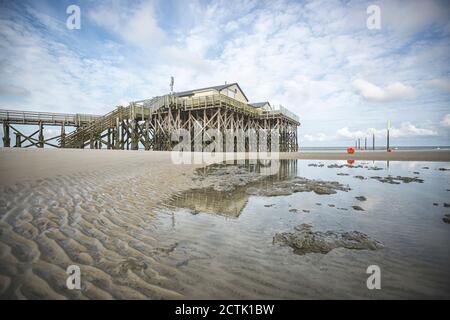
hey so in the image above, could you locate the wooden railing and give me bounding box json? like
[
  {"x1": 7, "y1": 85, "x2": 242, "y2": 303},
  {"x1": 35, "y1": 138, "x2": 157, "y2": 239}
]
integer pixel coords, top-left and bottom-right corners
[
  {"x1": 172, "y1": 94, "x2": 299, "y2": 122},
  {"x1": 1, "y1": 94, "x2": 299, "y2": 131},
  {"x1": 136, "y1": 94, "x2": 300, "y2": 123},
  {"x1": 263, "y1": 106, "x2": 300, "y2": 123},
  {"x1": 0, "y1": 109, "x2": 100, "y2": 126}
]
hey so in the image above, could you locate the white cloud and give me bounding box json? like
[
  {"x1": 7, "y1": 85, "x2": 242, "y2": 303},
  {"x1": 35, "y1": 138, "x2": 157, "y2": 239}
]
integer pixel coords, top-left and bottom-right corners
[
  {"x1": 337, "y1": 127, "x2": 367, "y2": 139},
  {"x1": 441, "y1": 114, "x2": 450, "y2": 127},
  {"x1": 337, "y1": 123, "x2": 437, "y2": 140},
  {"x1": 1, "y1": 0, "x2": 449, "y2": 146},
  {"x1": 88, "y1": 1, "x2": 166, "y2": 48},
  {"x1": 302, "y1": 132, "x2": 334, "y2": 142},
  {"x1": 429, "y1": 79, "x2": 450, "y2": 93},
  {"x1": 381, "y1": 0, "x2": 450, "y2": 35},
  {"x1": 0, "y1": 85, "x2": 30, "y2": 97},
  {"x1": 352, "y1": 79, "x2": 416, "y2": 102},
  {"x1": 389, "y1": 123, "x2": 437, "y2": 138}
]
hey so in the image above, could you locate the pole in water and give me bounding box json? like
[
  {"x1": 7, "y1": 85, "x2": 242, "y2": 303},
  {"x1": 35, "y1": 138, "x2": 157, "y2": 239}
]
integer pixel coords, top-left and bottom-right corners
[
  {"x1": 387, "y1": 120, "x2": 391, "y2": 151},
  {"x1": 372, "y1": 133, "x2": 375, "y2": 150},
  {"x1": 364, "y1": 137, "x2": 367, "y2": 150},
  {"x1": 387, "y1": 129, "x2": 390, "y2": 150}
]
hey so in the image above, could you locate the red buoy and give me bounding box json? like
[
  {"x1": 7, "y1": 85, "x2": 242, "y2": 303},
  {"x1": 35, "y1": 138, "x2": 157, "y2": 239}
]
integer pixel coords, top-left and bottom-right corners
[{"x1": 347, "y1": 147, "x2": 355, "y2": 154}]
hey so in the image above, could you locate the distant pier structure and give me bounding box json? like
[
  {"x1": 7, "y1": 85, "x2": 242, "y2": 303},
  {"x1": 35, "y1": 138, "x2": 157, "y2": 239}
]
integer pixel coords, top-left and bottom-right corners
[{"x1": 0, "y1": 83, "x2": 300, "y2": 152}]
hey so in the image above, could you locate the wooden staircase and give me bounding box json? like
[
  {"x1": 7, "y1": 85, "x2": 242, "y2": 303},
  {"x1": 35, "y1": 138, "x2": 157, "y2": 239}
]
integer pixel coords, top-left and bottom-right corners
[{"x1": 63, "y1": 96, "x2": 167, "y2": 149}]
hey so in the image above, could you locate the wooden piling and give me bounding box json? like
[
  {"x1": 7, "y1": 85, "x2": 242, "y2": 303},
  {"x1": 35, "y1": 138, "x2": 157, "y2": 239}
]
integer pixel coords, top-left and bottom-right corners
[
  {"x1": 60, "y1": 124, "x2": 65, "y2": 148},
  {"x1": 2, "y1": 121, "x2": 10, "y2": 147},
  {"x1": 38, "y1": 122, "x2": 44, "y2": 148},
  {"x1": 15, "y1": 132, "x2": 21, "y2": 148}
]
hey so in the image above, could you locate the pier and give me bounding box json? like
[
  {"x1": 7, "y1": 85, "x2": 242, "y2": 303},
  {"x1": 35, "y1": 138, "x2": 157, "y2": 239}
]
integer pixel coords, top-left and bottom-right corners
[
  {"x1": 0, "y1": 83, "x2": 300, "y2": 152},
  {"x1": 0, "y1": 109, "x2": 99, "y2": 148}
]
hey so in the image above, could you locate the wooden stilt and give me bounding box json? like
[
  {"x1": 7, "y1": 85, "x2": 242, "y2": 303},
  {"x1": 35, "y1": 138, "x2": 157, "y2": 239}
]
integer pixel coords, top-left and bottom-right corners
[
  {"x1": 130, "y1": 120, "x2": 138, "y2": 150},
  {"x1": 15, "y1": 132, "x2": 21, "y2": 148},
  {"x1": 38, "y1": 122, "x2": 44, "y2": 148},
  {"x1": 60, "y1": 124, "x2": 65, "y2": 148},
  {"x1": 2, "y1": 121, "x2": 10, "y2": 147}
]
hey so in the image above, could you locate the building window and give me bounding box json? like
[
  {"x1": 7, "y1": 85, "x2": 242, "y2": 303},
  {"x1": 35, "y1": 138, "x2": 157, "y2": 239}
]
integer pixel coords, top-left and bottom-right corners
[{"x1": 227, "y1": 88, "x2": 236, "y2": 98}]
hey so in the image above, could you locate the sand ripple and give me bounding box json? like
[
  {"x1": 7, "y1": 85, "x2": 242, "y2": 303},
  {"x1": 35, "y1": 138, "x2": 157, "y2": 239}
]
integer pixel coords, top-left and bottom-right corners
[{"x1": 0, "y1": 152, "x2": 201, "y2": 299}]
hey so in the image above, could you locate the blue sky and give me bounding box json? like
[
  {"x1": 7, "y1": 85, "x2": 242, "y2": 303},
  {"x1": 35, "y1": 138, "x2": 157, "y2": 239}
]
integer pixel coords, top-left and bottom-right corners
[{"x1": 0, "y1": 0, "x2": 449, "y2": 146}]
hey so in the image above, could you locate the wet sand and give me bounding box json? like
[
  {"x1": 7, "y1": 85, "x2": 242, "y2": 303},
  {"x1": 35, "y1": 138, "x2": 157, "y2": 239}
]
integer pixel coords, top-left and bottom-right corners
[
  {"x1": 0, "y1": 148, "x2": 449, "y2": 299},
  {"x1": 1, "y1": 149, "x2": 449, "y2": 185},
  {"x1": 0, "y1": 149, "x2": 204, "y2": 299},
  {"x1": 285, "y1": 150, "x2": 450, "y2": 161}
]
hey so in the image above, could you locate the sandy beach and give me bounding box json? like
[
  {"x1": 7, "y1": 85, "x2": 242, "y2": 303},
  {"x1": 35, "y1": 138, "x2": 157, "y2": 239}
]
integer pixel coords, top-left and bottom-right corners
[
  {"x1": 0, "y1": 149, "x2": 204, "y2": 299},
  {"x1": 1, "y1": 149, "x2": 449, "y2": 185},
  {"x1": 0, "y1": 148, "x2": 449, "y2": 299}
]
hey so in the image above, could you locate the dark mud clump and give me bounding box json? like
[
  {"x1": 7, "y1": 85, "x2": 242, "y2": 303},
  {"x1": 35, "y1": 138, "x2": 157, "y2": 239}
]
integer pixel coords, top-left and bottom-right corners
[
  {"x1": 308, "y1": 163, "x2": 325, "y2": 167},
  {"x1": 354, "y1": 175, "x2": 366, "y2": 180},
  {"x1": 326, "y1": 163, "x2": 383, "y2": 171},
  {"x1": 273, "y1": 224, "x2": 383, "y2": 255},
  {"x1": 352, "y1": 205, "x2": 365, "y2": 211},
  {"x1": 370, "y1": 175, "x2": 424, "y2": 184},
  {"x1": 355, "y1": 196, "x2": 367, "y2": 201},
  {"x1": 116, "y1": 258, "x2": 148, "y2": 277},
  {"x1": 246, "y1": 177, "x2": 351, "y2": 197},
  {"x1": 192, "y1": 164, "x2": 352, "y2": 197},
  {"x1": 444, "y1": 203, "x2": 450, "y2": 208},
  {"x1": 191, "y1": 165, "x2": 268, "y2": 192},
  {"x1": 443, "y1": 214, "x2": 450, "y2": 224},
  {"x1": 327, "y1": 163, "x2": 363, "y2": 169},
  {"x1": 367, "y1": 166, "x2": 384, "y2": 171}
]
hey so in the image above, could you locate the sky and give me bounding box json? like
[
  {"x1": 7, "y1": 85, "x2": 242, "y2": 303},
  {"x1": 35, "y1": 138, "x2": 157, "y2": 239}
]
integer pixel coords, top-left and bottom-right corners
[{"x1": 0, "y1": 0, "x2": 449, "y2": 147}]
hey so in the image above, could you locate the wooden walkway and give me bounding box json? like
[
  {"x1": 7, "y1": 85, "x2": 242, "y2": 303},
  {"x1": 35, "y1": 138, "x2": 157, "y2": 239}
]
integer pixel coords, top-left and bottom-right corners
[
  {"x1": 0, "y1": 109, "x2": 99, "y2": 126},
  {"x1": 0, "y1": 109, "x2": 100, "y2": 148},
  {"x1": 1, "y1": 93, "x2": 300, "y2": 151}
]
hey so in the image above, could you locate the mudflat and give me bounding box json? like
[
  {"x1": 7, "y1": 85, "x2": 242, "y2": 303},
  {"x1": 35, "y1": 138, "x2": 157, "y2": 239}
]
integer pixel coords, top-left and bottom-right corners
[{"x1": 0, "y1": 149, "x2": 449, "y2": 299}]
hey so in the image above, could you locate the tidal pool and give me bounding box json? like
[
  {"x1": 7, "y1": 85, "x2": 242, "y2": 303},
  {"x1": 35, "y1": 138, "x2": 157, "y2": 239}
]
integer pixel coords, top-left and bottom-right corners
[{"x1": 154, "y1": 160, "x2": 450, "y2": 299}]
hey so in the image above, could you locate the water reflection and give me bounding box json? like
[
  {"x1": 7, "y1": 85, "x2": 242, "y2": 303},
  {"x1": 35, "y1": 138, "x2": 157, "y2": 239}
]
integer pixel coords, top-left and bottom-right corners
[
  {"x1": 156, "y1": 159, "x2": 450, "y2": 299},
  {"x1": 170, "y1": 160, "x2": 298, "y2": 218}
]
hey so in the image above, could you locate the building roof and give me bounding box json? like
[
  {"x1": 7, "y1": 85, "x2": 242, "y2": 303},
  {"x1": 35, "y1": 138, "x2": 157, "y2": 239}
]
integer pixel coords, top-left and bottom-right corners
[
  {"x1": 250, "y1": 101, "x2": 270, "y2": 108},
  {"x1": 175, "y1": 82, "x2": 249, "y2": 102}
]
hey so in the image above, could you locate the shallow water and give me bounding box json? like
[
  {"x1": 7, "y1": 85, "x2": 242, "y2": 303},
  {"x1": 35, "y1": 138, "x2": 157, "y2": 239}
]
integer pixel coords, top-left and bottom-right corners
[{"x1": 155, "y1": 160, "x2": 450, "y2": 299}]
